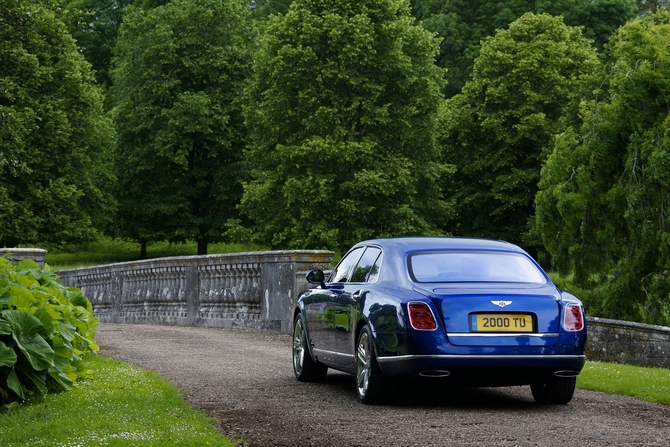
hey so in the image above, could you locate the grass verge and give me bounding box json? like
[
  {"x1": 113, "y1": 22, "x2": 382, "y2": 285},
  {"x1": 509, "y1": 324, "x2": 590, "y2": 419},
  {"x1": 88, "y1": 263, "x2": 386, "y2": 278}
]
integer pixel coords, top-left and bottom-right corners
[
  {"x1": 577, "y1": 361, "x2": 670, "y2": 406},
  {"x1": 44, "y1": 238, "x2": 264, "y2": 270},
  {"x1": 0, "y1": 355, "x2": 235, "y2": 447}
]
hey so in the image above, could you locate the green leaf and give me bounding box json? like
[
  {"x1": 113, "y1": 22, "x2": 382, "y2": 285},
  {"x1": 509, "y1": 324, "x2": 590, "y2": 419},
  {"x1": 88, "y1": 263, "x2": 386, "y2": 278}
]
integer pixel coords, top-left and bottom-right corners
[
  {"x1": 6, "y1": 369, "x2": 25, "y2": 400},
  {"x1": 3, "y1": 310, "x2": 54, "y2": 371},
  {"x1": 0, "y1": 341, "x2": 17, "y2": 367},
  {"x1": 15, "y1": 364, "x2": 48, "y2": 395}
]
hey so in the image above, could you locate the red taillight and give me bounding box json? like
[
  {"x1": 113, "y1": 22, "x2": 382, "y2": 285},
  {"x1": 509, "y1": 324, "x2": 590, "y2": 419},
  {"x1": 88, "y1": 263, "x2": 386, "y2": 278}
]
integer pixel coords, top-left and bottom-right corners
[
  {"x1": 564, "y1": 303, "x2": 584, "y2": 331},
  {"x1": 408, "y1": 302, "x2": 438, "y2": 331}
]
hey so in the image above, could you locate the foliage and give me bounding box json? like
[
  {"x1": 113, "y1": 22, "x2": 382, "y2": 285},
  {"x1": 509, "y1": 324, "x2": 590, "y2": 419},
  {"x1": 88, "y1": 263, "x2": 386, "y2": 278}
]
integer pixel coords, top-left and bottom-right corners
[
  {"x1": 441, "y1": 12, "x2": 600, "y2": 249},
  {"x1": 251, "y1": 0, "x2": 294, "y2": 17},
  {"x1": 242, "y1": 0, "x2": 453, "y2": 253},
  {"x1": 111, "y1": 0, "x2": 255, "y2": 255},
  {"x1": 0, "y1": 355, "x2": 234, "y2": 446},
  {"x1": 411, "y1": 0, "x2": 637, "y2": 97},
  {"x1": 0, "y1": 0, "x2": 116, "y2": 248},
  {"x1": 0, "y1": 258, "x2": 98, "y2": 405},
  {"x1": 62, "y1": 0, "x2": 133, "y2": 89},
  {"x1": 536, "y1": 10, "x2": 670, "y2": 326}
]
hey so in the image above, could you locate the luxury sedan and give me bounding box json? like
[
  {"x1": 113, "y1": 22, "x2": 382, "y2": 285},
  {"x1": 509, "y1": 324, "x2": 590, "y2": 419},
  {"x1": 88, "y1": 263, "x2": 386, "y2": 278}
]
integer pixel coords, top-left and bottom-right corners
[{"x1": 292, "y1": 237, "x2": 587, "y2": 404}]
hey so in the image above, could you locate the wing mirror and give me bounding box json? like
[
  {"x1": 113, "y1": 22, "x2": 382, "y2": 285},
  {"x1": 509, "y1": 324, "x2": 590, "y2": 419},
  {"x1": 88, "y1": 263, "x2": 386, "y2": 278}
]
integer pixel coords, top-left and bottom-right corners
[{"x1": 306, "y1": 269, "x2": 326, "y2": 286}]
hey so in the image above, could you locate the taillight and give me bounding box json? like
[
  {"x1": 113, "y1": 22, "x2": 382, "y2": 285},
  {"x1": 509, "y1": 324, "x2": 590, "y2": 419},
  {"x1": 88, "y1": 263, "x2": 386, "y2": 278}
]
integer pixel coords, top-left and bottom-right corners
[
  {"x1": 564, "y1": 303, "x2": 584, "y2": 331},
  {"x1": 408, "y1": 302, "x2": 438, "y2": 331}
]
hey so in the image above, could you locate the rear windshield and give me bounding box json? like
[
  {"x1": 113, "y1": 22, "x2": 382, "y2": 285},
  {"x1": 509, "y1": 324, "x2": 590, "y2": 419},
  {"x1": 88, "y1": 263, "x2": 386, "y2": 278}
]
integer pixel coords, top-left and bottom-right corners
[{"x1": 408, "y1": 251, "x2": 546, "y2": 284}]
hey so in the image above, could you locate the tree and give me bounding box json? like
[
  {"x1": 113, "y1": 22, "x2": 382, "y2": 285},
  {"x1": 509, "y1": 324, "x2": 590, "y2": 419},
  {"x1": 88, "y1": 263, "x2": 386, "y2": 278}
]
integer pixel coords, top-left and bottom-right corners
[
  {"x1": 536, "y1": 10, "x2": 670, "y2": 325},
  {"x1": 0, "y1": 0, "x2": 115, "y2": 248},
  {"x1": 242, "y1": 0, "x2": 452, "y2": 253},
  {"x1": 440, "y1": 13, "x2": 600, "y2": 250},
  {"x1": 411, "y1": 0, "x2": 636, "y2": 97},
  {"x1": 111, "y1": 0, "x2": 254, "y2": 255},
  {"x1": 62, "y1": 0, "x2": 133, "y2": 89}
]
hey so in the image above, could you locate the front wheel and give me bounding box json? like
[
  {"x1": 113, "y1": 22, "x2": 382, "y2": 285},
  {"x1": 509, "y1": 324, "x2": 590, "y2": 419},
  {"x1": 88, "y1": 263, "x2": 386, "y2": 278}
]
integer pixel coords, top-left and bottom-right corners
[
  {"x1": 292, "y1": 314, "x2": 327, "y2": 382},
  {"x1": 356, "y1": 324, "x2": 390, "y2": 404},
  {"x1": 530, "y1": 377, "x2": 576, "y2": 404}
]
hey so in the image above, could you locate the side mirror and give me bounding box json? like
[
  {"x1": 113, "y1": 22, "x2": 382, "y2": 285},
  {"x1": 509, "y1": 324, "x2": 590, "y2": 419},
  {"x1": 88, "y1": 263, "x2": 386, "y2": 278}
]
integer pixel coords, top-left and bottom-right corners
[{"x1": 306, "y1": 269, "x2": 326, "y2": 286}]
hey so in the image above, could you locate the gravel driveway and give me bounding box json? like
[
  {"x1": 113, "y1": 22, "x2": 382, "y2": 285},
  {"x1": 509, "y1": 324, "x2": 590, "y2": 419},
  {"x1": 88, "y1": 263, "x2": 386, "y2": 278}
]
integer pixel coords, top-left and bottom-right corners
[{"x1": 97, "y1": 323, "x2": 670, "y2": 447}]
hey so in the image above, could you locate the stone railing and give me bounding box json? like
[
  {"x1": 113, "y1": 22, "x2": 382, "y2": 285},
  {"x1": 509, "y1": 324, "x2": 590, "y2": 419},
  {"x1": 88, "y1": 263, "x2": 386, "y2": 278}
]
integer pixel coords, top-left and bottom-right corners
[
  {"x1": 56, "y1": 251, "x2": 333, "y2": 334},
  {"x1": 586, "y1": 317, "x2": 670, "y2": 369}
]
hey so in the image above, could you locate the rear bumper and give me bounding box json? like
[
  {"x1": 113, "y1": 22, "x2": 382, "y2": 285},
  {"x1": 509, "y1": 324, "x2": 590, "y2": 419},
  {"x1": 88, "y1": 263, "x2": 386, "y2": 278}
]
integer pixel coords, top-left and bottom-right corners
[{"x1": 376, "y1": 354, "x2": 586, "y2": 385}]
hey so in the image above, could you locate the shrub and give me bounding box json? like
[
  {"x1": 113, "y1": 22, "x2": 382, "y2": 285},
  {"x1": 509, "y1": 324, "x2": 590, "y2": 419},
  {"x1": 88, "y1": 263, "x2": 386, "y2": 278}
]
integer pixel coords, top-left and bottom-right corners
[{"x1": 0, "y1": 258, "x2": 98, "y2": 404}]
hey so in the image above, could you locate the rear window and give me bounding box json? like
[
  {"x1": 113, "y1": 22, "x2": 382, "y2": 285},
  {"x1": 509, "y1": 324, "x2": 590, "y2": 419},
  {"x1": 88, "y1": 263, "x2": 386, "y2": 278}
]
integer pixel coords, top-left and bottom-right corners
[{"x1": 408, "y1": 251, "x2": 546, "y2": 284}]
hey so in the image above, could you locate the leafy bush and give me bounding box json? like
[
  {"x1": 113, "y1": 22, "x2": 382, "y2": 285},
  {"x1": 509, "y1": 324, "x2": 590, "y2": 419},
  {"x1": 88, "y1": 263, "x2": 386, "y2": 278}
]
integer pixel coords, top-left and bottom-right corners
[{"x1": 0, "y1": 258, "x2": 98, "y2": 405}]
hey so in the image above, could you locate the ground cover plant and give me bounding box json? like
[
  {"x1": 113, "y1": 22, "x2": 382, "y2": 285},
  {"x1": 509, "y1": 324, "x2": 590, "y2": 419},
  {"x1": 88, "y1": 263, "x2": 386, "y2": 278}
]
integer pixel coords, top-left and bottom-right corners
[
  {"x1": 577, "y1": 361, "x2": 670, "y2": 406},
  {"x1": 0, "y1": 354, "x2": 235, "y2": 446},
  {"x1": 0, "y1": 258, "x2": 98, "y2": 405}
]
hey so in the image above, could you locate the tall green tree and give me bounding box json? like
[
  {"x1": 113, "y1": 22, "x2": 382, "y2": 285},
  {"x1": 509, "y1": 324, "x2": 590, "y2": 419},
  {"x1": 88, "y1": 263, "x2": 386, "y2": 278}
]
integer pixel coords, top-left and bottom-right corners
[
  {"x1": 0, "y1": 0, "x2": 115, "y2": 248},
  {"x1": 111, "y1": 0, "x2": 254, "y2": 255},
  {"x1": 242, "y1": 0, "x2": 452, "y2": 253},
  {"x1": 536, "y1": 10, "x2": 670, "y2": 325},
  {"x1": 441, "y1": 13, "x2": 600, "y2": 249},
  {"x1": 62, "y1": 0, "x2": 132, "y2": 88},
  {"x1": 411, "y1": 0, "x2": 636, "y2": 97}
]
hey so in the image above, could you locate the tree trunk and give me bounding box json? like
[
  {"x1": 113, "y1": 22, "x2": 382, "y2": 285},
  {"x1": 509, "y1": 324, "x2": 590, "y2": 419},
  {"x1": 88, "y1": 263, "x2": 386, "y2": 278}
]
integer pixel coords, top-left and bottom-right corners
[
  {"x1": 197, "y1": 240, "x2": 207, "y2": 255},
  {"x1": 140, "y1": 241, "x2": 147, "y2": 259}
]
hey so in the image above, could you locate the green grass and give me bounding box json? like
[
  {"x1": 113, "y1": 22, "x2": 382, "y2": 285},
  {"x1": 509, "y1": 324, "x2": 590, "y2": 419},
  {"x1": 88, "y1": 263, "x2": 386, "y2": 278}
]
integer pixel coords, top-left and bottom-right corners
[
  {"x1": 0, "y1": 355, "x2": 235, "y2": 447},
  {"x1": 44, "y1": 238, "x2": 264, "y2": 270},
  {"x1": 577, "y1": 361, "x2": 670, "y2": 406}
]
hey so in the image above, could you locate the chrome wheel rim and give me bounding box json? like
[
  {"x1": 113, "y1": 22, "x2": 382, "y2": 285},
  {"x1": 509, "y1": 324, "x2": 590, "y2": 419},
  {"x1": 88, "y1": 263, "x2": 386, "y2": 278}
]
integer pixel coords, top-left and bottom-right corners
[
  {"x1": 293, "y1": 318, "x2": 305, "y2": 376},
  {"x1": 356, "y1": 330, "x2": 371, "y2": 398}
]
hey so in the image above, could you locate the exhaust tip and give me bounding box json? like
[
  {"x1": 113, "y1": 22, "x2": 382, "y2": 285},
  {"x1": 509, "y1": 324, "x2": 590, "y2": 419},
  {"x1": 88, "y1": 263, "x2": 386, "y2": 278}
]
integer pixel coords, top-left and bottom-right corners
[
  {"x1": 554, "y1": 370, "x2": 580, "y2": 378},
  {"x1": 419, "y1": 370, "x2": 451, "y2": 378}
]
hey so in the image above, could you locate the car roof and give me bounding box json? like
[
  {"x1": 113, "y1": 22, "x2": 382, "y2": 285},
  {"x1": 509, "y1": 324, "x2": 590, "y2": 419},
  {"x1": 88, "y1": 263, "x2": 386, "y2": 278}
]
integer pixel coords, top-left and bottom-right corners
[{"x1": 354, "y1": 236, "x2": 522, "y2": 253}]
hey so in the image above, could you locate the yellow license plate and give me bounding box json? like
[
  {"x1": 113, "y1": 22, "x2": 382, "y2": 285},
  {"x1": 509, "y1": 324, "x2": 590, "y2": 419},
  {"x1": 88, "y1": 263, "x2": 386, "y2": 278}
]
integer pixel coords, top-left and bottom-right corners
[{"x1": 471, "y1": 314, "x2": 533, "y2": 332}]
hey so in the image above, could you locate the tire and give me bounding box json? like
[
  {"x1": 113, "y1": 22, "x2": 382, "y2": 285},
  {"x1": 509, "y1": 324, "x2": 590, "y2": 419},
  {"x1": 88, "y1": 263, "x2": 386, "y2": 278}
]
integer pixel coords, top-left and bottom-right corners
[
  {"x1": 531, "y1": 377, "x2": 576, "y2": 404},
  {"x1": 292, "y1": 314, "x2": 327, "y2": 382},
  {"x1": 355, "y1": 324, "x2": 390, "y2": 404}
]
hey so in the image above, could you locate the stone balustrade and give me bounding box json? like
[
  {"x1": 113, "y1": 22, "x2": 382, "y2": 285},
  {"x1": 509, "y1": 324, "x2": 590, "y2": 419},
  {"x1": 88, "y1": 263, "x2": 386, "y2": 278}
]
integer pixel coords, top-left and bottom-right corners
[{"x1": 56, "y1": 251, "x2": 333, "y2": 334}]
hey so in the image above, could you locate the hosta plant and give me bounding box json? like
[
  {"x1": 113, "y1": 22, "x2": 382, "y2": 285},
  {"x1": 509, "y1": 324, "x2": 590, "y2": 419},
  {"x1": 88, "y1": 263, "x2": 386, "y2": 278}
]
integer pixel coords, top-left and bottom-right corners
[{"x1": 0, "y1": 258, "x2": 99, "y2": 405}]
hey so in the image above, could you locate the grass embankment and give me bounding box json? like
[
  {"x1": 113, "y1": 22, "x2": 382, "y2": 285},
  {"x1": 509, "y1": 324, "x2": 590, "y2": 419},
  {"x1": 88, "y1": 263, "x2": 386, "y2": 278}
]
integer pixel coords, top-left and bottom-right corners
[
  {"x1": 577, "y1": 361, "x2": 670, "y2": 406},
  {"x1": 45, "y1": 238, "x2": 263, "y2": 270},
  {"x1": 0, "y1": 355, "x2": 235, "y2": 447}
]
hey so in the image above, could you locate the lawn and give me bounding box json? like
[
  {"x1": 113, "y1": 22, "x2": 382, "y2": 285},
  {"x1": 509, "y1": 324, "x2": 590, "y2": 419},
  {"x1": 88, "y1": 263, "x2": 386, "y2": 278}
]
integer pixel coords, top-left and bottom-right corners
[
  {"x1": 0, "y1": 355, "x2": 235, "y2": 447},
  {"x1": 44, "y1": 238, "x2": 264, "y2": 270}
]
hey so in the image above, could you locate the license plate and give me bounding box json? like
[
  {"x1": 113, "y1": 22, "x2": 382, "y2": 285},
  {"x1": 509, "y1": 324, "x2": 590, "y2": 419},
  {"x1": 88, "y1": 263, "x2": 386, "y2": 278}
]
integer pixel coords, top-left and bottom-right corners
[{"x1": 470, "y1": 314, "x2": 533, "y2": 332}]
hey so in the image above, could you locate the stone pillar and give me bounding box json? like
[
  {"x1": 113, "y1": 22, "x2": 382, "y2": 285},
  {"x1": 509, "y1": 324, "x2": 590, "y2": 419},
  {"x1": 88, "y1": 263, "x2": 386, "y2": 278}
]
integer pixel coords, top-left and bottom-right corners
[{"x1": 0, "y1": 248, "x2": 47, "y2": 268}]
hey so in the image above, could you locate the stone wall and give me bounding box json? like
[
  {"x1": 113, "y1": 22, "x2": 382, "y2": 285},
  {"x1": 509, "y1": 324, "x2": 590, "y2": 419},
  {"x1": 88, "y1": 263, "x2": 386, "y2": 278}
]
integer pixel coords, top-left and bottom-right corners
[
  {"x1": 56, "y1": 251, "x2": 333, "y2": 334},
  {"x1": 586, "y1": 317, "x2": 670, "y2": 369}
]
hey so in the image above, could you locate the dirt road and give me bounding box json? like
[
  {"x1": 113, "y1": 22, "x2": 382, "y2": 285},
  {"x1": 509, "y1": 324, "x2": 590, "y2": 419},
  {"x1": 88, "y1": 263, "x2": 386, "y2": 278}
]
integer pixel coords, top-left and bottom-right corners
[{"x1": 97, "y1": 323, "x2": 670, "y2": 447}]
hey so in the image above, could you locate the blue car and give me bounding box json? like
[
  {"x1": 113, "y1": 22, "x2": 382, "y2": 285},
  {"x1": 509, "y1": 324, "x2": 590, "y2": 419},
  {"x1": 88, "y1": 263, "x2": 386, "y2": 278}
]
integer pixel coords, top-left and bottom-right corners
[{"x1": 292, "y1": 237, "x2": 586, "y2": 404}]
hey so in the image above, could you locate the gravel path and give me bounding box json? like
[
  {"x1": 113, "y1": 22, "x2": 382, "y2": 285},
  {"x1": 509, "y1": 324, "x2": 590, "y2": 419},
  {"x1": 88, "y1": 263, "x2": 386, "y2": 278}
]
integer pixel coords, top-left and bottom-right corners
[{"x1": 97, "y1": 323, "x2": 670, "y2": 447}]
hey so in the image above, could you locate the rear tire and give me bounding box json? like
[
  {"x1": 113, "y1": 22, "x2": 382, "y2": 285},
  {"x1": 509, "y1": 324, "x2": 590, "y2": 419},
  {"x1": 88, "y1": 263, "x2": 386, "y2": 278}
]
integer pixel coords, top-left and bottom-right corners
[
  {"x1": 531, "y1": 377, "x2": 576, "y2": 404},
  {"x1": 356, "y1": 324, "x2": 390, "y2": 404},
  {"x1": 292, "y1": 314, "x2": 327, "y2": 382}
]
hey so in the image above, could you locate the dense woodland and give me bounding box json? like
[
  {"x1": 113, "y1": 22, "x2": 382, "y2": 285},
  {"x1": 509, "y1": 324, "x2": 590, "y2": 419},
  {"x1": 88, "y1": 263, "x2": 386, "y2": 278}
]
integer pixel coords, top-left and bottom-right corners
[{"x1": 2, "y1": 0, "x2": 670, "y2": 325}]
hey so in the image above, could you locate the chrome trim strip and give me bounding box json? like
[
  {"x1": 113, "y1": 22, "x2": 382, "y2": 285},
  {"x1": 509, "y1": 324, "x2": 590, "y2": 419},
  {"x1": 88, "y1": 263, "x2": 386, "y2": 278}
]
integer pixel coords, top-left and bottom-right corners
[
  {"x1": 377, "y1": 354, "x2": 586, "y2": 364},
  {"x1": 447, "y1": 333, "x2": 559, "y2": 338},
  {"x1": 313, "y1": 348, "x2": 354, "y2": 361}
]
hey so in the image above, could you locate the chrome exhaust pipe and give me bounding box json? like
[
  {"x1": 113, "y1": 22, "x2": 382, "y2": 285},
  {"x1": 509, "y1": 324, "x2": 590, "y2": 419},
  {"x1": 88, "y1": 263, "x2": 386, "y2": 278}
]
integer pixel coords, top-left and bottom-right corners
[
  {"x1": 419, "y1": 370, "x2": 451, "y2": 378},
  {"x1": 554, "y1": 370, "x2": 580, "y2": 378}
]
